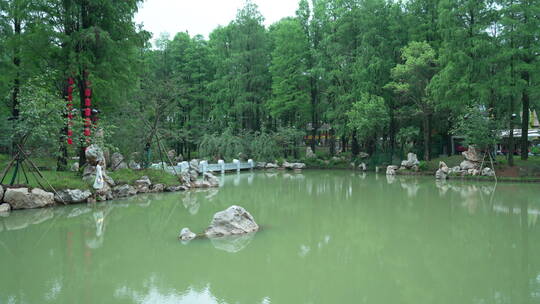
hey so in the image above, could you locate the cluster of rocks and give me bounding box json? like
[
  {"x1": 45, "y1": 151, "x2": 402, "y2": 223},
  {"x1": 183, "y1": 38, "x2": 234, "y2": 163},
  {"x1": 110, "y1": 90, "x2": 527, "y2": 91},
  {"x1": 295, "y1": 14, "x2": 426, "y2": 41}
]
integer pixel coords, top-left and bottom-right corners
[
  {"x1": 435, "y1": 146, "x2": 495, "y2": 180},
  {"x1": 386, "y1": 153, "x2": 420, "y2": 176},
  {"x1": 256, "y1": 161, "x2": 306, "y2": 170},
  {"x1": 179, "y1": 205, "x2": 259, "y2": 242},
  {"x1": 0, "y1": 146, "x2": 220, "y2": 215}
]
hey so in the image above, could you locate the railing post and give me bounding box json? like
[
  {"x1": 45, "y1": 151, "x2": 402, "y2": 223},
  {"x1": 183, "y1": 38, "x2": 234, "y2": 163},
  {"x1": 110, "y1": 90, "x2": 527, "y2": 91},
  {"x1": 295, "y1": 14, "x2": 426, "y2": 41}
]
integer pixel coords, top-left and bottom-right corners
[
  {"x1": 218, "y1": 159, "x2": 225, "y2": 174},
  {"x1": 199, "y1": 160, "x2": 208, "y2": 173},
  {"x1": 248, "y1": 159, "x2": 253, "y2": 170},
  {"x1": 233, "y1": 159, "x2": 240, "y2": 173}
]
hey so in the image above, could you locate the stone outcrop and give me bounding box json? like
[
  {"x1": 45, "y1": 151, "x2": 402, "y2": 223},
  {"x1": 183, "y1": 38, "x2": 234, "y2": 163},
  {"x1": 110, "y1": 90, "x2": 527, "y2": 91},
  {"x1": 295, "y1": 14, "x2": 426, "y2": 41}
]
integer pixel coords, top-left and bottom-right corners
[
  {"x1": 265, "y1": 163, "x2": 279, "y2": 169},
  {"x1": 134, "y1": 176, "x2": 152, "y2": 193},
  {"x1": 179, "y1": 227, "x2": 196, "y2": 242},
  {"x1": 189, "y1": 159, "x2": 200, "y2": 172},
  {"x1": 54, "y1": 189, "x2": 92, "y2": 204},
  {"x1": 463, "y1": 146, "x2": 482, "y2": 162},
  {"x1": 482, "y1": 167, "x2": 495, "y2": 177},
  {"x1": 282, "y1": 161, "x2": 306, "y2": 170},
  {"x1": 70, "y1": 162, "x2": 79, "y2": 172},
  {"x1": 165, "y1": 185, "x2": 187, "y2": 192},
  {"x1": 358, "y1": 163, "x2": 367, "y2": 171},
  {"x1": 110, "y1": 152, "x2": 127, "y2": 171},
  {"x1": 460, "y1": 160, "x2": 477, "y2": 170},
  {"x1": 386, "y1": 165, "x2": 398, "y2": 176},
  {"x1": 4, "y1": 188, "x2": 54, "y2": 210},
  {"x1": 112, "y1": 184, "x2": 137, "y2": 198},
  {"x1": 401, "y1": 153, "x2": 420, "y2": 169},
  {"x1": 203, "y1": 172, "x2": 219, "y2": 187},
  {"x1": 128, "y1": 160, "x2": 141, "y2": 170},
  {"x1": 82, "y1": 145, "x2": 115, "y2": 201},
  {"x1": 435, "y1": 161, "x2": 449, "y2": 180},
  {"x1": 204, "y1": 205, "x2": 259, "y2": 238},
  {"x1": 85, "y1": 144, "x2": 106, "y2": 168},
  {"x1": 150, "y1": 183, "x2": 165, "y2": 193}
]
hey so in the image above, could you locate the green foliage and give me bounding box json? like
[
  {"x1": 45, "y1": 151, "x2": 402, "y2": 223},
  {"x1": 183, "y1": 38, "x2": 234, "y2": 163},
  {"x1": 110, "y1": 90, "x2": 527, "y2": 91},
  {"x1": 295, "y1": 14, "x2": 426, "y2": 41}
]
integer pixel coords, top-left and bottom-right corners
[
  {"x1": 417, "y1": 161, "x2": 428, "y2": 171},
  {"x1": 452, "y1": 106, "x2": 502, "y2": 150},
  {"x1": 347, "y1": 93, "x2": 389, "y2": 142}
]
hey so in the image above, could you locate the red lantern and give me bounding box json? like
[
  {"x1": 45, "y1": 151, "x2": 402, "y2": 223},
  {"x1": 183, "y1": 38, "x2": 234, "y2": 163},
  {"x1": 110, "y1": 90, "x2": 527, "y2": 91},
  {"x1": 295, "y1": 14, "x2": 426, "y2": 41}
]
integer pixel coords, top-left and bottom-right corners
[
  {"x1": 84, "y1": 128, "x2": 91, "y2": 136},
  {"x1": 84, "y1": 98, "x2": 91, "y2": 107},
  {"x1": 67, "y1": 103, "x2": 73, "y2": 108},
  {"x1": 84, "y1": 108, "x2": 91, "y2": 117},
  {"x1": 67, "y1": 86, "x2": 73, "y2": 94},
  {"x1": 84, "y1": 88, "x2": 91, "y2": 97},
  {"x1": 67, "y1": 95, "x2": 73, "y2": 101},
  {"x1": 84, "y1": 118, "x2": 91, "y2": 126},
  {"x1": 68, "y1": 78, "x2": 74, "y2": 85},
  {"x1": 68, "y1": 113, "x2": 73, "y2": 119},
  {"x1": 67, "y1": 129, "x2": 73, "y2": 137},
  {"x1": 67, "y1": 138, "x2": 73, "y2": 145}
]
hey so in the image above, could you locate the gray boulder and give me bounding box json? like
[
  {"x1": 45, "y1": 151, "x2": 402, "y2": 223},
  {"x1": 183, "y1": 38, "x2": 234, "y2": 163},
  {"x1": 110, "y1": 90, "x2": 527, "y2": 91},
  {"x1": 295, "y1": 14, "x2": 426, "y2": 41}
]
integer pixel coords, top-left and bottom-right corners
[
  {"x1": 167, "y1": 150, "x2": 176, "y2": 161},
  {"x1": 401, "y1": 153, "x2": 420, "y2": 168},
  {"x1": 358, "y1": 163, "x2": 367, "y2": 171},
  {"x1": 463, "y1": 146, "x2": 482, "y2": 162},
  {"x1": 70, "y1": 162, "x2": 79, "y2": 172},
  {"x1": 0, "y1": 185, "x2": 3, "y2": 201},
  {"x1": 283, "y1": 161, "x2": 306, "y2": 170},
  {"x1": 165, "y1": 185, "x2": 187, "y2": 192},
  {"x1": 150, "y1": 183, "x2": 165, "y2": 193},
  {"x1": 110, "y1": 152, "x2": 128, "y2": 171},
  {"x1": 265, "y1": 163, "x2": 279, "y2": 169},
  {"x1": 134, "y1": 176, "x2": 152, "y2": 193},
  {"x1": 54, "y1": 189, "x2": 92, "y2": 204},
  {"x1": 386, "y1": 165, "x2": 398, "y2": 176},
  {"x1": 85, "y1": 144, "x2": 106, "y2": 167},
  {"x1": 128, "y1": 160, "x2": 141, "y2": 170},
  {"x1": 256, "y1": 162, "x2": 267, "y2": 169},
  {"x1": 482, "y1": 167, "x2": 495, "y2": 177},
  {"x1": 4, "y1": 188, "x2": 54, "y2": 209},
  {"x1": 460, "y1": 160, "x2": 478, "y2": 170},
  {"x1": 189, "y1": 159, "x2": 200, "y2": 172},
  {"x1": 179, "y1": 227, "x2": 197, "y2": 242},
  {"x1": 205, "y1": 205, "x2": 259, "y2": 238},
  {"x1": 112, "y1": 184, "x2": 137, "y2": 198},
  {"x1": 203, "y1": 172, "x2": 219, "y2": 187}
]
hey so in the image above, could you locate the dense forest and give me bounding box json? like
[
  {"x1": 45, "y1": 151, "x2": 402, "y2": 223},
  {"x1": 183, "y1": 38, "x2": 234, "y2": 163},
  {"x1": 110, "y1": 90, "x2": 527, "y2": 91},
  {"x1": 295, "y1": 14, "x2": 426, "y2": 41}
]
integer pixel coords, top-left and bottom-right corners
[{"x1": 0, "y1": 0, "x2": 539, "y2": 169}]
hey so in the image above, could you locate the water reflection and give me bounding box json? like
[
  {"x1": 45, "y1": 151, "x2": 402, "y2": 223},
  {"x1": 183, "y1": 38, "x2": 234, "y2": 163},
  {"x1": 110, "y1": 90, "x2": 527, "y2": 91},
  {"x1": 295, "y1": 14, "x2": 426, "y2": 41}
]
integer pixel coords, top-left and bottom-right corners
[{"x1": 210, "y1": 232, "x2": 256, "y2": 253}]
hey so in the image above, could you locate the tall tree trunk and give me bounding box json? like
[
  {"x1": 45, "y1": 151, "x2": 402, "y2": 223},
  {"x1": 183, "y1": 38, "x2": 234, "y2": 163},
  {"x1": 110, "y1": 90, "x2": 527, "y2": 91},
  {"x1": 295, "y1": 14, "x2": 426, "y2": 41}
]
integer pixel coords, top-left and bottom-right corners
[
  {"x1": 509, "y1": 114, "x2": 515, "y2": 167},
  {"x1": 520, "y1": 70, "x2": 529, "y2": 160},
  {"x1": 10, "y1": 16, "x2": 21, "y2": 155},
  {"x1": 351, "y1": 131, "x2": 359, "y2": 156},
  {"x1": 329, "y1": 129, "x2": 335, "y2": 156},
  {"x1": 423, "y1": 114, "x2": 431, "y2": 161}
]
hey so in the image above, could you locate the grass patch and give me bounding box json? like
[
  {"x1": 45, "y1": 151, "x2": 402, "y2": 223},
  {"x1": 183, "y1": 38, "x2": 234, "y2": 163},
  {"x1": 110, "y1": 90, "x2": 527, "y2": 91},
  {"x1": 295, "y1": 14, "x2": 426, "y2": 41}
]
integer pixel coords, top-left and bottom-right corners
[
  {"x1": 0, "y1": 169, "x2": 89, "y2": 191},
  {"x1": 109, "y1": 168, "x2": 181, "y2": 186}
]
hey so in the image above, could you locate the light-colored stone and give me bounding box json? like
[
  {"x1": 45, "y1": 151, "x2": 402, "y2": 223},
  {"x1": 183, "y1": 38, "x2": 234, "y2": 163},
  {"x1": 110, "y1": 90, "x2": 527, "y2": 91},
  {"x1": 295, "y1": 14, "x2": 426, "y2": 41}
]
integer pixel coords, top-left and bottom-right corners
[
  {"x1": 189, "y1": 159, "x2": 200, "y2": 172},
  {"x1": 460, "y1": 160, "x2": 478, "y2": 170},
  {"x1": 54, "y1": 189, "x2": 92, "y2": 204},
  {"x1": 70, "y1": 162, "x2": 79, "y2": 172},
  {"x1": 435, "y1": 169, "x2": 447, "y2": 180},
  {"x1": 401, "y1": 153, "x2": 420, "y2": 168},
  {"x1": 468, "y1": 169, "x2": 481, "y2": 176},
  {"x1": 482, "y1": 167, "x2": 495, "y2": 177},
  {"x1": 256, "y1": 162, "x2": 266, "y2": 169},
  {"x1": 112, "y1": 184, "x2": 137, "y2": 198},
  {"x1": 0, "y1": 203, "x2": 10, "y2": 213},
  {"x1": 306, "y1": 147, "x2": 316, "y2": 158},
  {"x1": 386, "y1": 165, "x2": 398, "y2": 175},
  {"x1": 205, "y1": 205, "x2": 259, "y2": 238},
  {"x1": 439, "y1": 161, "x2": 449, "y2": 174},
  {"x1": 110, "y1": 152, "x2": 127, "y2": 171},
  {"x1": 165, "y1": 185, "x2": 187, "y2": 192},
  {"x1": 85, "y1": 144, "x2": 106, "y2": 167},
  {"x1": 283, "y1": 161, "x2": 306, "y2": 170},
  {"x1": 134, "y1": 176, "x2": 152, "y2": 193},
  {"x1": 265, "y1": 163, "x2": 279, "y2": 169},
  {"x1": 128, "y1": 160, "x2": 141, "y2": 170},
  {"x1": 179, "y1": 227, "x2": 196, "y2": 242},
  {"x1": 150, "y1": 183, "x2": 165, "y2": 193},
  {"x1": 358, "y1": 152, "x2": 369, "y2": 159},
  {"x1": 167, "y1": 150, "x2": 176, "y2": 161},
  {"x1": 0, "y1": 185, "x2": 3, "y2": 201},
  {"x1": 463, "y1": 146, "x2": 482, "y2": 162},
  {"x1": 4, "y1": 188, "x2": 54, "y2": 210},
  {"x1": 358, "y1": 163, "x2": 367, "y2": 171},
  {"x1": 203, "y1": 172, "x2": 219, "y2": 187}
]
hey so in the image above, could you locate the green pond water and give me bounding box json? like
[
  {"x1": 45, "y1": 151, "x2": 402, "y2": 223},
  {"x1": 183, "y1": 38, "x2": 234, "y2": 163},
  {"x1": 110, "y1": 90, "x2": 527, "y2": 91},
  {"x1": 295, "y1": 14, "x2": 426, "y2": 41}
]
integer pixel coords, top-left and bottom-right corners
[{"x1": 1, "y1": 170, "x2": 540, "y2": 304}]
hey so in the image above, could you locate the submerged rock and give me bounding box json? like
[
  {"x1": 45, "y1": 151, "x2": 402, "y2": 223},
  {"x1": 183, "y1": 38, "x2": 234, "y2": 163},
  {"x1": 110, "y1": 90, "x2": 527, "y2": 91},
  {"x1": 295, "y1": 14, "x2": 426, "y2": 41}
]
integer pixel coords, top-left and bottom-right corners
[
  {"x1": 4, "y1": 188, "x2": 54, "y2": 210},
  {"x1": 54, "y1": 189, "x2": 92, "y2": 204},
  {"x1": 179, "y1": 227, "x2": 196, "y2": 242},
  {"x1": 205, "y1": 205, "x2": 259, "y2": 238}
]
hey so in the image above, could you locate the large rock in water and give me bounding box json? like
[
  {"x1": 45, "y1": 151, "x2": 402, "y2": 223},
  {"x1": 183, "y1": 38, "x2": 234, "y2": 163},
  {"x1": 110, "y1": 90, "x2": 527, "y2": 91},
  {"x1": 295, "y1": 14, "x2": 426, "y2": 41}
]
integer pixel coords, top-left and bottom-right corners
[
  {"x1": 205, "y1": 205, "x2": 259, "y2": 238},
  {"x1": 54, "y1": 189, "x2": 92, "y2": 204},
  {"x1": 386, "y1": 165, "x2": 398, "y2": 176},
  {"x1": 4, "y1": 188, "x2": 54, "y2": 209},
  {"x1": 179, "y1": 227, "x2": 196, "y2": 242}
]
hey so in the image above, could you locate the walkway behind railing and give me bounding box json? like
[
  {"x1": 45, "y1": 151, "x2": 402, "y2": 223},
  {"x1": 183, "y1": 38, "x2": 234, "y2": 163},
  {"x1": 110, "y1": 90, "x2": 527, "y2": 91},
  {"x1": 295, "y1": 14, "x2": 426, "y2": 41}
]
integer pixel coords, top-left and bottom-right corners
[{"x1": 150, "y1": 159, "x2": 254, "y2": 175}]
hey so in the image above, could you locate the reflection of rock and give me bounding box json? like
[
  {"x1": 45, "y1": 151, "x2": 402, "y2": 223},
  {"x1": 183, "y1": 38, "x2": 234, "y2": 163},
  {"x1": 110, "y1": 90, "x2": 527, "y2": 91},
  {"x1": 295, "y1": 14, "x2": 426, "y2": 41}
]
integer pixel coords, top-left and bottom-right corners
[
  {"x1": 3, "y1": 208, "x2": 54, "y2": 230},
  {"x1": 179, "y1": 227, "x2": 196, "y2": 242},
  {"x1": 55, "y1": 189, "x2": 92, "y2": 204},
  {"x1": 4, "y1": 188, "x2": 55, "y2": 209},
  {"x1": 400, "y1": 179, "x2": 419, "y2": 197},
  {"x1": 386, "y1": 174, "x2": 396, "y2": 184},
  {"x1": 67, "y1": 206, "x2": 92, "y2": 218},
  {"x1": 205, "y1": 205, "x2": 259, "y2": 238},
  {"x1": 182, "y1": 192, "x2": 200, "y2": 215},
  {"x1": 210, "y1": 232, "x2": 255, "y2": 253}
]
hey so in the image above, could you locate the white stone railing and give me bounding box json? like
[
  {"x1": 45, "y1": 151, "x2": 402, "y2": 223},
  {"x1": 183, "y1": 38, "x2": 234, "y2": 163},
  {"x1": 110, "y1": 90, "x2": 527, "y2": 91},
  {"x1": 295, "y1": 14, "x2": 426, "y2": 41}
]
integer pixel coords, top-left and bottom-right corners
[{"x1": 151, "y1": 159, "x2": 254, "y2": 175}]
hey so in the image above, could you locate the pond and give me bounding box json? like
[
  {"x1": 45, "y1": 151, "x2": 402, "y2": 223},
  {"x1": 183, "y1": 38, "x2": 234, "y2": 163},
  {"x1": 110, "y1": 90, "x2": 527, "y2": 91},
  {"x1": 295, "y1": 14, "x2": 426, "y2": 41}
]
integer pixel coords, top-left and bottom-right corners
[{"x1": 1, "y1": 170, "x2": 539, "y2": 304}]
